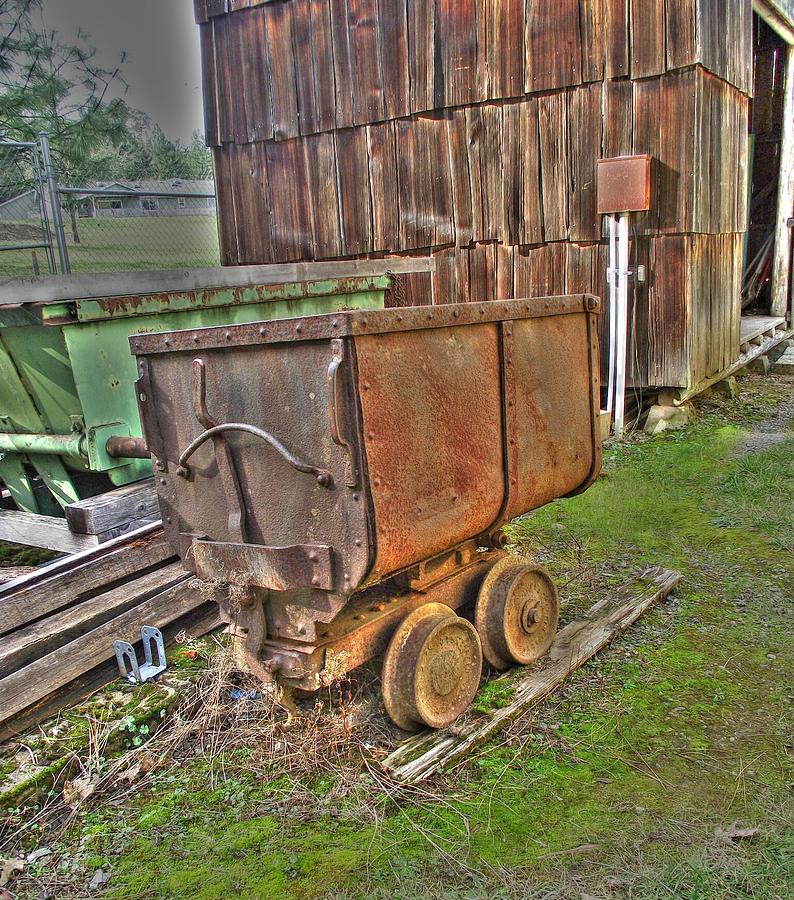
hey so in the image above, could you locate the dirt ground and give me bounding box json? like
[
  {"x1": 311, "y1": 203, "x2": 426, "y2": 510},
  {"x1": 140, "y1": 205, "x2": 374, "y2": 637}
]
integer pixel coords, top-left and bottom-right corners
[{"x1": 1, "y1": 369, "x2": 792, "y2": 899}]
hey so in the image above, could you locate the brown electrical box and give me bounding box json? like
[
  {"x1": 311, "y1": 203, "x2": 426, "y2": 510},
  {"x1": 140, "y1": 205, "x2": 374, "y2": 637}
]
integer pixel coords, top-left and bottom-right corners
[{"x1": 596, "y1": 155, "x2": 653, "y2": 214}]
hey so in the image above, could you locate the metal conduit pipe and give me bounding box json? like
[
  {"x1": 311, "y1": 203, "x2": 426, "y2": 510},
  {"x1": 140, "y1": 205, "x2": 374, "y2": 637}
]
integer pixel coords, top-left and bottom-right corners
[
  {"x1": 0, "y1": 432, "x2": 149, "y2": 459},
  {"x1": 0, "y1": 431, "x2": 87, "y2": 457}
]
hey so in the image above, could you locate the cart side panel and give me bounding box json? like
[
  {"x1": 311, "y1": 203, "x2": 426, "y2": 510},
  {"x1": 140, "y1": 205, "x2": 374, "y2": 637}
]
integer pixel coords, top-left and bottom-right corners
[
  {"x1": 143, "y1": 338, "x2": 371, "y2": 591},
  {"x1": 505, "y1": 311, "x2": 601, "y2": 520},
  {"x1": 354, "y1": 323, "x2": 504, "y2": 578}
]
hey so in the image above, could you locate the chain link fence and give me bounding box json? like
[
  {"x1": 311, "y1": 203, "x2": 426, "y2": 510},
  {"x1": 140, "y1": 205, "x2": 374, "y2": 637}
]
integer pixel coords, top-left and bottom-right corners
[
  {"x1": 54, "y1": 184, "x2": 221, "y2": 274},
  {"x1": 0, "y1": 136, "x2": 221, "y2": 279},
  {"x1": 0, "y1": 140, "x2": 57, "y2": 278}
]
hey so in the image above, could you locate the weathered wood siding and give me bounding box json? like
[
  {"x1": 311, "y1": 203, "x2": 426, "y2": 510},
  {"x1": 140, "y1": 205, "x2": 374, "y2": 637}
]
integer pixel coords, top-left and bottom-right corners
[{"x1": 197, "y1": 0, "x2": 755, "y2": 390}]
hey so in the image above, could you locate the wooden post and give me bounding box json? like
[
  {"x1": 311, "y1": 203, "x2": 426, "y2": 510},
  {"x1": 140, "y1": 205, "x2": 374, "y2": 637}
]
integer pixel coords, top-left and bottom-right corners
[{"x1": 771, "y1": 43, "x2": 794, "y2": 319}]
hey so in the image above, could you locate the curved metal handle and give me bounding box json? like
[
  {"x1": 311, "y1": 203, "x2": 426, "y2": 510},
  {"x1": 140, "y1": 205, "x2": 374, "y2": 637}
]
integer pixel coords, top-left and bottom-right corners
[
  {"x1": 327, "y1": 339, "x2": 344, "y2": 447},
  {"x1": 176, "y1": 423, "x2": 333, "y2": 488}
]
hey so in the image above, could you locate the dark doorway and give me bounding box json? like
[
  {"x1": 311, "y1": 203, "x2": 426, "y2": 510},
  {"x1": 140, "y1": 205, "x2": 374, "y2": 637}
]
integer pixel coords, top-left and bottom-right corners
[{"x1": 742, "y1": 14, "x2": 788, "y2": 315}]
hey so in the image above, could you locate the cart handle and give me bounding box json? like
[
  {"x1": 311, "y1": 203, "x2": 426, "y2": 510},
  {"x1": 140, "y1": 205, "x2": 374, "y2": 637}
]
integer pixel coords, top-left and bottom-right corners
[{"x1": 175, "y1": 423, "x2": 334, "y2": 488}]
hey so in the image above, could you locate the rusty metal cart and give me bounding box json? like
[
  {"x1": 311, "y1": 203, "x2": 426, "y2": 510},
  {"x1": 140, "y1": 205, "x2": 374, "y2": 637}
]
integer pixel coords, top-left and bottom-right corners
[{"x1": 130, "y1": 294, "x2": 601, "y2": 730}]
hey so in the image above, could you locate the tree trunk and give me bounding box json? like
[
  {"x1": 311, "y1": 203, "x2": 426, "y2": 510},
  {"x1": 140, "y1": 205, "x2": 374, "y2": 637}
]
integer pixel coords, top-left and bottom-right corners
[{"x1": 68, "y1": 205, "x2": 81, "y2": 244}]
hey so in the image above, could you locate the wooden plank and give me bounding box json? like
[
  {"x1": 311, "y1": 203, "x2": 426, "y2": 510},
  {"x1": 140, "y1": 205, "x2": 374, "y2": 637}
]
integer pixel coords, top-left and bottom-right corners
[
  {"x1": 485, "y1": 0, "x2": 525, "y2": 98},
  {"x1": 239, "y1": 7, "x2": 274, "y2": 141},
  {"x1": 496, "y1": 243, "x2": 514, "y2": 298},
  {"x1": 303, "y1": 133, "x2": 343, "y2": 258},
  {"x1": 0, "y1": 579, "x2": 207, "y2": 725},
  {"x1": 525, "y1": 0, "x2": 582, "y2": 92},
  {"x1": 309, "y1": 0, "x2": 338, "y2": 132},
  {"x1": 199, "y1": 23, "x2": 221, "y2": 146},
  {"x1": 630, "y1": 0, "x2": 666, "y2": 78},
  {"x1": 230, "y1": 142, "x2": 274, "y2": 264},
  {"x1": 0, "y1": 563, "x2": 188, "y2": 678},
  {"x1": 665, "y1": 0, "x2": 699, "y2": 72},
  {"x1": 605, "y1": 0, "x2": 629, "y2": 78},
  {"x1": 380, "y1": 567, "x2": 683, "y2": 783},
  {"x1": 367, "y1": 122, "x2": 400, "y2": 252},
  {"x1": 0, "y1": 566, "x2": 36, "y2": 584},
  {"x1": 266, "y1": 138, "x2": 314, "y2": 260},
  {"x1": 434, "y1": 0, "x2": 477, "y2": 108},
  {"x1": 568, "y1": 83, "x2": 601, "y2": 241},
  {"x1": 292, "y1": 0, "x2": 320, "y2": 135},
  {"x1": 447, "y1": 108, "x2": 474, "y2": 246},
  {"x1": 580, "y1": 0, "x2": 606, "y2": 83},
  {"x1": 603, "y1": 79, "x2": 634, "y2": 159},
  {"x1": 632, "y1": 76, "x2": 662, "y2": 235},
  {"x1": 65, "y1": 479, "x2": 159, "y2": 536},
  {"x1": 263, "y1": 0, "x2": 299, "y2": 139},
  {"x1": 407, "y1": 0, "x2": 434, "y2": 113},
  {"x1": 212, "y1": 147, "x2": 239, "y2": 265},
  {"x1": 502, "y1": 98, "x2": 542, "y2": 245},
  {"x1": 0, "y1": 510, "x2": 97, "y2": 554},
  {"x1": 348, "y1": 0, "x2": 385, "y2": 124},
  {"x1": 0, "y1": 603, "x2": 222, "y2": 743},
  {"x1": 397, "y1": 115, "x2": 454, "y2": 250},
  {"x1": 538, "y1": 93, "x2": 569, "y2": 241},
  {"x1": 466, "y1": 104, "x2": 503, "y2": 243},
  {"x1": 335, "y1": 127, "x2": 373, "y2": 255},
  {"x1": 377, "y1": 0, "x2": 410, "y2": 119},
  {"x1": 0, "y1": 527, "x2": 174, "y2": 637},
  {"x1": 330, "y1": 0, "x2": 355, "y2": 127}
]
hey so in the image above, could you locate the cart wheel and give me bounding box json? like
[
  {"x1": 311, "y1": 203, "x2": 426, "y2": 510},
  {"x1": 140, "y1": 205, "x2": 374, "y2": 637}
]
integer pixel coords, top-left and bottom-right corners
[
  {"x1": 475, "y1": 557, "x2": 559, "y2": 670},
  {"x1": 382, "y1": 602, "x2": 483, "y2": 732}
]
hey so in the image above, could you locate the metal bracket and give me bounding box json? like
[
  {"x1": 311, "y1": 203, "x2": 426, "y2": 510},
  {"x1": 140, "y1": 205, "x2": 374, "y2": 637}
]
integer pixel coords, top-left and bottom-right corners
[{"x1": 114, "y1": 625, "x2": 167, "y2": 684}]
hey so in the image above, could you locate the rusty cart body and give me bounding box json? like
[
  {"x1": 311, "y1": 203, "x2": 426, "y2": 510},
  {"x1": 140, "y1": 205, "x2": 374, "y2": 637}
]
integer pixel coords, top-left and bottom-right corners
[{"x1": 131, "y1": 294, "x2": 602, "y2": 730}]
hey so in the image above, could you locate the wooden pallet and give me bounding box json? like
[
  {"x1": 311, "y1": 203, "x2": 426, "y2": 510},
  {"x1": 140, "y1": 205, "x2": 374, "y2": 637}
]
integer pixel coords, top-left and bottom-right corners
[{"x1": 0, "y1": 523, "x2": 220, "y2": 741}]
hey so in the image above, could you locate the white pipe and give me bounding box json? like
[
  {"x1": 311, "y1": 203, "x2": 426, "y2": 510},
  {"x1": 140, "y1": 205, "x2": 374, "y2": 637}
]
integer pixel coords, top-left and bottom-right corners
[
  {"x1": 606, "y1": 215, "x2": 618, "y2": 417},
  {"x1": 613, "y1": 213, "x2": 630, "y2": 438}
]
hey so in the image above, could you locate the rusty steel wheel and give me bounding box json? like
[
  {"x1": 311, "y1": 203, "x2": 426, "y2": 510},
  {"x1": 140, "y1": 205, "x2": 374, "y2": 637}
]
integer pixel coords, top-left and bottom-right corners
[
  {"x1": 475, "y1": 557, "x2": 559, "y2": 670},
  {"x1": 382, "y1": 602, "x2": 483, "y2": 731}
]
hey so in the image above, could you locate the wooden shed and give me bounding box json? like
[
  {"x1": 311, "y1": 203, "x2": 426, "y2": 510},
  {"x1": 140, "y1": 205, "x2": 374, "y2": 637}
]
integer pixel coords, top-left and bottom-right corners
[{"x1": 194, "y1": 0, "x2": 794, "y2": 396}]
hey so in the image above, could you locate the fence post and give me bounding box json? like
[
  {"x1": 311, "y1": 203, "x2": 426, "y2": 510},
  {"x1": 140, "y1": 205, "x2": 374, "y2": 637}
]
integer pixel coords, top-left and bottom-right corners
[{"x1": 39, "y1": 132, "x2": 71, "y2": 274}]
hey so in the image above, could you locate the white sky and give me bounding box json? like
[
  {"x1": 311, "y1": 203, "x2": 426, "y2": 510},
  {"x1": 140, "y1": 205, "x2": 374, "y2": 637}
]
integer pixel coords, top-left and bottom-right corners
[{"x1": 40, "y1": 0, "x2": 205, "y2": 143}]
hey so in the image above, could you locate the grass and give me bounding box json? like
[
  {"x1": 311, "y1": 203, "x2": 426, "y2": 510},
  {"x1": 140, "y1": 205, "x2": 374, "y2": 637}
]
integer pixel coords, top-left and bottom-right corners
[
  {"x1": 3, "y1": 373, "x2": 793, "y2": 899},
  {"x1": 0, "y1": 215, "x2": 220, "y2": 278}
]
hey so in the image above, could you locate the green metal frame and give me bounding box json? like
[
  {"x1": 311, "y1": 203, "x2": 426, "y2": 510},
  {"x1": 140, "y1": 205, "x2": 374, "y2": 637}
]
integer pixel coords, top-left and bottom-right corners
[{"x1": 0, "y1": 277, "x2": 388, "y2": 513}]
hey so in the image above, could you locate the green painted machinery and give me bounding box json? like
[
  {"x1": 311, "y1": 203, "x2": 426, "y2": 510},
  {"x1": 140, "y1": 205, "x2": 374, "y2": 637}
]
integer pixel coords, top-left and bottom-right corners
[{"x1": 0, "y1": 264, "x2": 395, "y2": 515}]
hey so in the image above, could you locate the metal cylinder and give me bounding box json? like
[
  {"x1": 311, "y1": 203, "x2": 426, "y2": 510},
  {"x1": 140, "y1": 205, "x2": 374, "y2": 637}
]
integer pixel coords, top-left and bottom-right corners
[
  {"x1": 0, "y1": 431, "x2": 86, "y2": 457},
  {"x1": 105, "y1": 435, "x2": 150, "y2": 459}
]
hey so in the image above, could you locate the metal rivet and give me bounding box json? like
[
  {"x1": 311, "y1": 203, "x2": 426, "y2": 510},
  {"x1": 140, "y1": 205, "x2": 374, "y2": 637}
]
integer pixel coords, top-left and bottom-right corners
[
  {"x1": 311, "y1": 577, "x2": 319, "y2": 586},
  {"x1": 296, "y1": 324, "x2": 302, "y2": 333},
  {"x1": 355, "y1": 539, "x2": 362, "y2": 547},
  {"x1": 309, "y1": 552, "x2": 317, "y2": 562},
  {"x1": 367, "y1": 431, "x2": 375, "y2": 439},
  {"x1": 166, "y1": 517, "x2": 172, "y2": 524},
  {"x1": 353, "y1": 493, "x2": 359, "y2": 501},
  {"x1": 159, "y1": 478, "x2": 167, "y2": 485},
  {"x1": 363, "y1": 382, "x2": 370, "y2": 390},
  {"x1": 259, "y1": 327, "x2": 266, "y2": 335},
  {"x1": 164, "y1": 338, "x2": 170, "y2": 346},
  {"x1": 453, "y1": 309, "x2": 459, "y2": 317},
  {"x1": 225, "y1": 331, "x2": 231, "y2": 340},
  {"x1": 373, "y1": 478, "x2": 381, "y2": 486},
  {"x1": 193, "y1": 335, "x2": 198, "y2": 343}
]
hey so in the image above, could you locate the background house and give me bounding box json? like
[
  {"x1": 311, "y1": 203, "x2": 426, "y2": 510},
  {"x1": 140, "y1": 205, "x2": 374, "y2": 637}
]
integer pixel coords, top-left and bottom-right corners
[
  {"x1": 194, "y1": 0, "x2": 794, "y2": 397},
  {"x1": 76, "y1": 179, "x2": 216, "y2": 218},
  {"x1": 0, "y1": 189, "x2": 40, "y2": 222}
]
